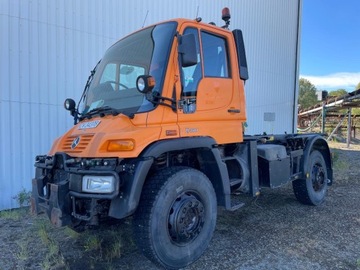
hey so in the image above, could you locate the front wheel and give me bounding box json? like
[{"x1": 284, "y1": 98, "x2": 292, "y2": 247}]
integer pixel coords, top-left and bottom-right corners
[
  {"x1": 293, "y1": 150, "x2": 328, "y2": 205},
  {"x1": 133, "y1": 167, "x2": 217, "y2": 269}
]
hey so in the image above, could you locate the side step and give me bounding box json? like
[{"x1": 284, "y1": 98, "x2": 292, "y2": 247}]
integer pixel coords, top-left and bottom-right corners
[
  {"x1": 230, "y1": 178, "x2": 242, "y2": 188},
  {"x1": 222, "y1": 156, "x2": 246, "y2": 211},
  {"x1": 229, "y1": 178, "x2": 245, "y2": 211},
  {"x1": 230, "y1": 200, "x2": 245, "y2": 211}
]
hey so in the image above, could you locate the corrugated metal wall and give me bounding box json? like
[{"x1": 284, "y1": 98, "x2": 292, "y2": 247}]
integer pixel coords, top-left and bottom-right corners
[{"x1": 0, "y1": 0, "x2": 301, "y2": 210}]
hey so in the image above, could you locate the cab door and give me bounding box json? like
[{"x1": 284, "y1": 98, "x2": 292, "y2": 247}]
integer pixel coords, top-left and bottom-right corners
[{"x1": 177, "y1": 25, "x2": 245, "y2": 144}]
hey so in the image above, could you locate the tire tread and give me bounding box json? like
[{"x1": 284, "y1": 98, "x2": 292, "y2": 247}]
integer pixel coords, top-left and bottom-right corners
[{"x1": 133, "y1": 167, "x2": 191, "y2": 269}]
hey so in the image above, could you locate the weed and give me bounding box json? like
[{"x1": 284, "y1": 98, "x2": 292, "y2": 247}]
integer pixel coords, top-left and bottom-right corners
[
  {"x1": 12, "y1": 188, "x2": 32, "y2": 207},
  {"x1": 40, "y1": 259, "x2": 52, "y2": 270},
  {"x1": 48, "y1": 239, "x2": 60, "y2": 255},
  {"x1": 331, "y1": 150, "x2": 350, "y2": 172},
  {"x1": 36, "y1": 220, "x2": 51, "y2": 245},
  {"x1": 105, "y1": 237, "x2": 122, "y2": 261},
  {"x1": 40, "y1": 240, "x2": 66, "y2": 270},
  {"x1": 357, "y1": 258, "x2": 360, "y2": 268},
  {"x1": 83, "y1": 234, "x2": 102, "y2": 252},
  {"x1": 35, "y1": 220, "x2": 67, "y2": 270},
  {"x1": 334, "y1": 159, "x2": 349, "y2": 171},
  {"x1": 331, "y1": 150, "x2": 339, "y2": 162},
  {"x1": 16, "y1": 239, "x2": 29, "y2": 261},
  {"x1": 40, "y1": 250, "x2": 66, "y2": 270},
  {"x1": 0, "y1": 209, "x2": 22, "y2": 220},
  {"x1": 64, "y1": 227, "x2": 80, "y2": 239},
  {"x1": 0, "y1": 207, "x2": 29, "y2": 220}
]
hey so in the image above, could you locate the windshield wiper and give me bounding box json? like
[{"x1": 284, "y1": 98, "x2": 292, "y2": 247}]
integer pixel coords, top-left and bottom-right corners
[
  {"x1": 72, "y1": 60, "x2": 102, "y2": 124},
  {"x1": 80, "y1": 106, "x2": 134, "y2": 120}
]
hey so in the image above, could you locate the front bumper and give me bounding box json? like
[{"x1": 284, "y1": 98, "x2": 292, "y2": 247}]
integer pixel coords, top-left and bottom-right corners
[{"x1": 31, "y1": 152, "x2": 121, "y2": 227}]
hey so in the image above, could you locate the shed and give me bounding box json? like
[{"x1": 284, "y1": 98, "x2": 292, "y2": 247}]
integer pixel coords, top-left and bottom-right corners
[{"x1": 0, "y1": 0, "x2": 302, "y2": 210}]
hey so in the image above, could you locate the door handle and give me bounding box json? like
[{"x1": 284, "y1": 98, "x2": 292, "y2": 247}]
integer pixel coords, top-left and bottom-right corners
[{"x1": 228, "y1": 108, "x2": 241, "y2": 113}]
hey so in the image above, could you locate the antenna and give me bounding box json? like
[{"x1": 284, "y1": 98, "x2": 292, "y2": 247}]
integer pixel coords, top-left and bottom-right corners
[
  {"x1": 142, "y1": 10, "x2": 149, "y2": 28},
  {"x1": 196, "y1": 6, "x2": 199, "y2": 18},
  {"x1": 195, "y1": 6, "x2": 202, "y2": 22}
]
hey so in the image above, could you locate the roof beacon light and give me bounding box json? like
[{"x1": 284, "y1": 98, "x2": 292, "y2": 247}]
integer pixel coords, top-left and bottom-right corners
[{"x1": 222, "y1": 7, "x2": 231, "y2": 29}]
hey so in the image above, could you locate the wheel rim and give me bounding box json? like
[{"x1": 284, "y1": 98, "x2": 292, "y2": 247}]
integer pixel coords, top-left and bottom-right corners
[
  {"x1": 311, "y1": 162, "x2": 325, "y2": 191},
  {"x1": 168, "y1": 192, "x2": 205, "y2": 245}
]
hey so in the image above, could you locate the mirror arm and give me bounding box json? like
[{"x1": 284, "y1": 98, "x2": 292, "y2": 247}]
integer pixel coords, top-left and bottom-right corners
[
  {"x1": 73, "y1": 110, "x2": 79, "y2": 125},
  {"x1": 147, "y1": 93, "x2": 177, "y2": 112}
]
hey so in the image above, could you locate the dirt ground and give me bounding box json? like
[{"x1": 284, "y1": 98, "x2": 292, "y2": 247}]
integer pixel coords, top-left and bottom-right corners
[{"x1": 1, "y1": 142, "x2": 360, "y2": 270}]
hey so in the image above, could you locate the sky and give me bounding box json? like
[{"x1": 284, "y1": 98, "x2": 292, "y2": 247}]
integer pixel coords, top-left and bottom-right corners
[{"x1": 300, "y1": 0, "x2": 360, "y2": 92}]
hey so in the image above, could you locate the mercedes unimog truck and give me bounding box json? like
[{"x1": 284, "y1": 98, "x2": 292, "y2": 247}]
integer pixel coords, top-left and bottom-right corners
[{"x1": 31, "y1": 8, "x2": 332, "y2": 269}]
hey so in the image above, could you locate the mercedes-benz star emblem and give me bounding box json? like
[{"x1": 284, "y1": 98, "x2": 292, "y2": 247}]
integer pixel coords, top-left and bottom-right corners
[{"x1": 71, "y1": 136, "x2": 81, "y2": 149}]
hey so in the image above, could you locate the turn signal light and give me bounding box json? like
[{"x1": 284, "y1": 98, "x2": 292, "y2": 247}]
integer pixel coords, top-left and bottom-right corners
[{"x1": 107, "y1": 140, "x2": 135, "y2": 151}]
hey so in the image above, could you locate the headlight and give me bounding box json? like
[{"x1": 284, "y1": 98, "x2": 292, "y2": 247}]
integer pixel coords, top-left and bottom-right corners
[{"x1": 82, "y1": 175, "x2": 115, "y2": 193}]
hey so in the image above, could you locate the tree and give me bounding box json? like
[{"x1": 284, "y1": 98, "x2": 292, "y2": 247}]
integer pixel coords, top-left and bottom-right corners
[
  {"x1": 298, "y1": 78, "x2": 318, "y2": 109},
  {"x1": 328, "y1": 89, "x2": 347, "y2": 97},
  {"x1": 356, "y1": 81, "x2": 360, "y2": 90}
]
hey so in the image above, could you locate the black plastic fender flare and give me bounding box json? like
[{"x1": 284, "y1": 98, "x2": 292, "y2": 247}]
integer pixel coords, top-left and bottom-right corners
[{"x1": 108, "y1": 137, "x2": 231, "y2": 219}]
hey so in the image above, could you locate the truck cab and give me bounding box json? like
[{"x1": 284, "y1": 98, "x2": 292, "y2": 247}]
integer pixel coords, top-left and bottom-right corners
[{"x1": 51, "y1": 18, "x2": 248, "y2": 159}]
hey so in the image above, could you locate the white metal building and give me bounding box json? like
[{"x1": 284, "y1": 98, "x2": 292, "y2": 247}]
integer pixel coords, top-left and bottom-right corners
[{"x1": 0, "y1": 0, "x2": 302, "y2": 210}]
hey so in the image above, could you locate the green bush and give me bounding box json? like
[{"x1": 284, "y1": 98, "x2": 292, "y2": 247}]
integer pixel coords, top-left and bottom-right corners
[{"x1": 13, "y1": 188, "x2": 32, "y2": 207}]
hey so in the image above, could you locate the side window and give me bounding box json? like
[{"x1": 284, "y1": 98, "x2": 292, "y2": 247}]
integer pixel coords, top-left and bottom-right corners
[
  {"x1": 182, "y1": 28, "x2": 202, "y2": 95},
  {"x1": 201, "y1": 32, "x2": 229, "y2": 78}
]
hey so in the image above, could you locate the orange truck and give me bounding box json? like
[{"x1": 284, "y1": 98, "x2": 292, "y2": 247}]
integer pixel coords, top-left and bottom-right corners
[{"x1": 31, "y1": 8, "x2": 332, "y2": 269}]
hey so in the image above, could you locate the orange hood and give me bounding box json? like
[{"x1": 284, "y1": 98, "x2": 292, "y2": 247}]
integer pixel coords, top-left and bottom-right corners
[{"x1": 48, "y1": 114, "x2": 161, "y2": 158}]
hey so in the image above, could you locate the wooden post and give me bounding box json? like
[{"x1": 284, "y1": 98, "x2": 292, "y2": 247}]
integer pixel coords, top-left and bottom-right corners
[
  {"x1": 321, "y1": 103, "x2": 326, "y2": 134},
  {"x1": 346, "y1": 108, "x2": 352, "y2": 148}
]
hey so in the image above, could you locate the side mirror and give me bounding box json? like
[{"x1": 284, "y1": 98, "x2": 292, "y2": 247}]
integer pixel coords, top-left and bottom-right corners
[
  {"x1": 178, "y1": 34, "x2": 197, "y2": 67},
  {"x1": 232, "y1": 29, "x2": 249, "y2": 81},
  {"x1": 64, "y1": 98, "x2": 76, "y2": 116},
  {"x1": 136, "y1": 75, "x2": 155, "y2": 94}
]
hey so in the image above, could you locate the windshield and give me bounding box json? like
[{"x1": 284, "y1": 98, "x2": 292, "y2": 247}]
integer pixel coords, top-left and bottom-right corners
[{"x1": 81, "y1": 22, "x2": 177, "y2": 115}]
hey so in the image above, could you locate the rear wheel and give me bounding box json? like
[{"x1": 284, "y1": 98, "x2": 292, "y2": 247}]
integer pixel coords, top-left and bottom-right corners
[
  {"x1": 133, "y1": 167, "x2": 217, "y2": 269},
  {"x1": 293, "y1": 150, "x2": 328, "y2": 205}
]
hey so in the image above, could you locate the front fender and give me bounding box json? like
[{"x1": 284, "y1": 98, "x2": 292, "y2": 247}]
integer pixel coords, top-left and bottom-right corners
[{"x1": 108, "y1": 137, "x2": 231, "y2": 218}]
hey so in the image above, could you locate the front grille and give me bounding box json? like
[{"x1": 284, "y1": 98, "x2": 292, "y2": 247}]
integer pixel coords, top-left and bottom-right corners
[{"x1": 61, "y1": 134, "x2": 94, "y2": 153}]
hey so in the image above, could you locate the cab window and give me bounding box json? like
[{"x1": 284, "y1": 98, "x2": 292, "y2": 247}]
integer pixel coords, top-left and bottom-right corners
[{"x1": 201, "y1": 31, "x2": 229, "y2": 78}]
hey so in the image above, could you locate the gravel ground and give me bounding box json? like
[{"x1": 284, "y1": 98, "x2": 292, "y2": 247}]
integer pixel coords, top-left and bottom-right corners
[{"x1": 1, "y1": 142, "x2": 360, "y2": 270}]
